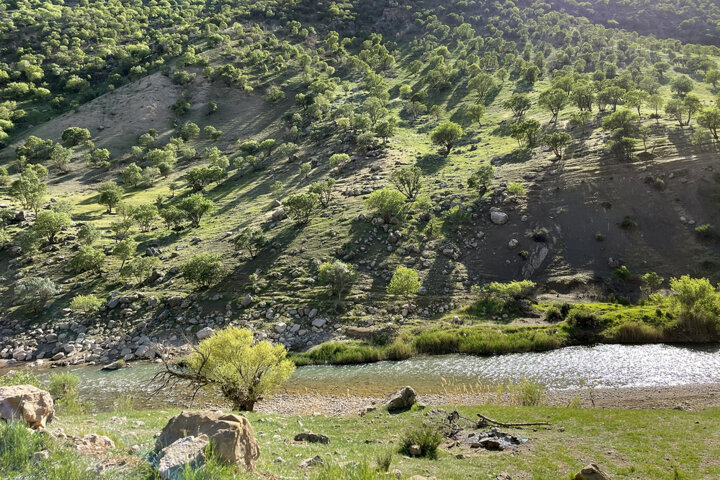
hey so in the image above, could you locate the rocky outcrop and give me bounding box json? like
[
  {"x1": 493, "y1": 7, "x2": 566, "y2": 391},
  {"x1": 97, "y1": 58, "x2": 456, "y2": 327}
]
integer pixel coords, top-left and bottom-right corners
[
  {"x1": 0, "y1": 385, "x2": 54, "y2": 428},
  {"x1": 155, "y1": 411, "x2": 260, "y2": 470},
  {"x1": 384, "y1": 386, "x2": 417, "y2": 411},
  {"x1": 575, "y1": 464, "x2": 610, "y2": 480},
  {"x1": 157, "y1": 435, "x2": 208, "y2": 480}
]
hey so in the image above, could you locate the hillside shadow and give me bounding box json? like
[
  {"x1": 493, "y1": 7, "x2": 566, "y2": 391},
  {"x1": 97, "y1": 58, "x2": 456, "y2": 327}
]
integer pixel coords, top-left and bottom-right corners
[{"x1": 416, "y1": 152, "x2": 447, "y2": 175}]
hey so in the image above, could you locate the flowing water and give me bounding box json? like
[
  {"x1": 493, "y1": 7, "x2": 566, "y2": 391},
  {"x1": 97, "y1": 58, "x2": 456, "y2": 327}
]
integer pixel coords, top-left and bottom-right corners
[{"x1": 3, "y1": 343, "x2": 720, "y2": 410}]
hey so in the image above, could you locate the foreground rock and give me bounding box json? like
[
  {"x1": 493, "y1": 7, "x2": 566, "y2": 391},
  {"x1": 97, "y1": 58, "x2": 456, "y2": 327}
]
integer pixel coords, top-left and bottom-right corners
[
  {"x1": 575, "y1": 464, "x2": 611, "y2": 480},
  {"x1": 155, "y1": 411, "x2": 260, "y2": 469},
  {"x1": 294, "y1": 432, "x2": 330, "y2": 444},
  {"x1": 157, "y1": 435, "x2": 208, "y2": 480},
  {"x1": 0, "y1": 385, "x2": 54, "y2": 428},
  {"x1": 72, "y1": 434, "x2": 116, "y2": 454},
  {"x1": 384, "y1": 386, "x2": 417, "y2": 411}
]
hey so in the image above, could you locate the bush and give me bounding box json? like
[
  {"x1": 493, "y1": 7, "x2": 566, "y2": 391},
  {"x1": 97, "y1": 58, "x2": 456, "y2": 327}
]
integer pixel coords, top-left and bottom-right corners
[
  {"x1": 284, "y1": 192, "x2": 318, "y2": 224},
  {"x1": 365, "y1": 188, "x2": 406, "y2": 223},
  {"x1": 179, "y1": 327, "x2": 295, "y2": 411},
  {"x1": 399, "y1": 423, "x2": 443, "y2": 459},
  {"x1": 386, "y1": 266, "x2": 420, "y2": 298},
  {"x1": 566, "y1": 309, "x2": 603, "y2": 329},
  {"x1": 182, "y1": 253, "x2": 226, "y2": 288},
  {"x1": 668, "y1": 275, "x2": 720, "y2": 338},
  {"x1": 47, "y1": 372, "x2": 89, "y2": 414},
  {"x1": 506, "y1": 182, "x2": 526, "y2": 196},
  {"x1": 0, "y1": 370, "x2": 41, "y2": 387},
  {"x1": 15, "y1": 277, "x2": 60, "y2": 312},
  {"x1": 69, "y1": 246, "x2": 104, "y2": 273},
  {"x1": 515, "y1": 379, "x2": 545, "y2": 406},
  {"x1": 69, "y1": 294, "x2": 102, "y2": 313}
]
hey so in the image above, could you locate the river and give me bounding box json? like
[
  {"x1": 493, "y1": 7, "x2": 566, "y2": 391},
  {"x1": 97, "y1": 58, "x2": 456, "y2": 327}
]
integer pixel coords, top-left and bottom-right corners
[{"x1": 3, "y1": 343, "x2": 720, "y2": 410}]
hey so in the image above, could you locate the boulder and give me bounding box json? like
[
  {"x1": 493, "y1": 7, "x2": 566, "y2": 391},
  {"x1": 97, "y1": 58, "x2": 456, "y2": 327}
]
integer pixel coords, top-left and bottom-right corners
[
  {"x1": 240, "y1": 294, "x2": 253, "y2": 307},
  {"x1": 157, "y1": 435, "x2": 208, "y2": 480},
  {"x1": 490, "y1": 211, "x2": 509, "y2": 225},
  {"x1": 294, "y1": 432, "x2": 330, "y2": 444},
  {"x1": 299, "y1": 455, "x2": 324, "y2": 468},
  {"x1": 155, "y1": 411, "x2": 260, "y2": 470},
  {"x1": 575, "y1": 464, "x2": 610, "y2": 480},
  {"x1": 384, "y1": 386, "x2": 417, "y2": 411},
  {"x1": 271, "y1": 209, "x2": 285, "y2": 221},
  {"x1": 0, "y1": 385, "x2": 54, "y2": 428},
  {"x1": 73, "y1": 434, "x2": 115, "y2": 454},
  {"x1": 195, "y1": 327, "x2": 214, "y2": 340}
]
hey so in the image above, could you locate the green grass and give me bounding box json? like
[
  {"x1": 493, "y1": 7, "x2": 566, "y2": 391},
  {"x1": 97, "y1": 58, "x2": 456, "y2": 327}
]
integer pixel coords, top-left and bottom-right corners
[{"x1": 42, "y1": 405, "x2": 720, "y2": 480}]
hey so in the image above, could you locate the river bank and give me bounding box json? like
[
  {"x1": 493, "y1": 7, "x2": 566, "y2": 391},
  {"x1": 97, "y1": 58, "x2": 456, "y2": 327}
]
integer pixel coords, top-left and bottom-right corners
[{"x1": 253, "y1": 382, "x2": 720, "y2": 416}]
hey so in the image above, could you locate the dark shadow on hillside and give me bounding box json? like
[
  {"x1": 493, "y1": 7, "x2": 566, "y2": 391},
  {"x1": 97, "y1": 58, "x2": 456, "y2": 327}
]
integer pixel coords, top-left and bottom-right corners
[{"x1": 416, "y1": 152, "x2": 447, "y2": 175}]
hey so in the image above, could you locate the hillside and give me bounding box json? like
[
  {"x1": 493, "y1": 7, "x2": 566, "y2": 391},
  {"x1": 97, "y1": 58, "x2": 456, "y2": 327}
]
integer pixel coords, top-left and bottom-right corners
[{"x1": 0, "y1": 0, "x2": 720, "y2": 365}]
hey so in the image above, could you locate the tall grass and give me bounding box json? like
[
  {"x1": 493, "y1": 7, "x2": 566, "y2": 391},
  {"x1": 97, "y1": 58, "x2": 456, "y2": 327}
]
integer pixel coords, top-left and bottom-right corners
[
  {"x1": 399, "y1": 423, "x2": 444, "y2": 459},
  {"x1": 312, "y1": 463, "x2": 389, "y2": 480}
]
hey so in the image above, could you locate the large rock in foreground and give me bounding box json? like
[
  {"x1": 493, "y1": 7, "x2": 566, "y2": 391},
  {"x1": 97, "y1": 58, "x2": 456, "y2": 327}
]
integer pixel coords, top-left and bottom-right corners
[
  {"x1": 157, "y1": 435, "x2": 208, "y2": 480},
  {"x1": 384, "y1": 386, "x2": 417, "y2": 411},
  {"x1": 155, "y1": 411, "x2": 260, "y2": 469},
  {"x1": 0, "y1": 385, "x2": 54, "y2": 428},
  {"x1": 575, "y1": 464, "x2": 610, "y2": 480}
]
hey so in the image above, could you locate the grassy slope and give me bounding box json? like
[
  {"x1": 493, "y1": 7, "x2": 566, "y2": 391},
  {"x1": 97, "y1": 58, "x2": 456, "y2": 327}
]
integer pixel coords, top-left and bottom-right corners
[{"x1": 39, "y1": 405, "x2": 720, "y2": 480}]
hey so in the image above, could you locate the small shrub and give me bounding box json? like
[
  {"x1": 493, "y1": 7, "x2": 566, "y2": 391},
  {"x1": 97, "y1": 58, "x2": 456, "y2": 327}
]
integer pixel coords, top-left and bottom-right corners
[
  {"x1": 695, "y1": 224, "x2": 716, "y2": 239},
  {"x1": 566, "y1": 309, "x2": 603, "y2": 329},
  {"x1": 375, "y1": 450, "x2": 393, "y2": 473},
  {"x1": 506, "y1": 182, "x2": 526, "y2": 196},
  {"x1": 69, "y1": 294, "x2": 102, "y2": 313},
  {"x1": 619, "y1": 216, "x2": 637, "y2": 230},
  {"x1": 0, "y1": 369, "x2": 41, "y2": 387},
  {"x1": 544, "y1": 305, "x2": 563, "y2": 322},
  {"x1": 613, "y1": 265, "x2": 631, "y2": 280},
  {"x1": 399, "y1": 423, "x2": 443, "y2": 459},
  {"x1": 515, "y1": 379, "x2": 545, "y2": 406}
]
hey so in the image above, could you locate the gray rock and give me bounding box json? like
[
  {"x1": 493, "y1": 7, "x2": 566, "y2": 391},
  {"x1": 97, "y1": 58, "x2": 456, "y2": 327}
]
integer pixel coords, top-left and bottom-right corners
[
  {"x1": 490, "y1": 211, "x2": 509, "y2": 225},
  {"x1": 157, "y1": 435, "x2": 208, "y2": 480},
  {"x1": 196, "y1": 327, "x2": 214, "y2": 340},
  {"x1": 384, "y1": 386, "x2": 417, "y2": 411},
  {"x1": 241, "y1": 294, "x2": 253, "y2": 307},
  {"x1": 311, "y1": 318, "x2": 326, "y2": 328},
  {"x1": 299, "y1": 455, "x2": 324, "y2": 468}
]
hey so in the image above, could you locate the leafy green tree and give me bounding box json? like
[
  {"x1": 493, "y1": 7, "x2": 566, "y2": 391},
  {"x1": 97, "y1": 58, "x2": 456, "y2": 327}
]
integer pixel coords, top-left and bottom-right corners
[
  {"x1": 542, "y1": 132, "x2": 572, "y2": 159},
  {"x1": 467, "y1": 164, "x2": 494, "y2": 195},
  {"x1": 365, "y1": 188, "x2": 406, "y2": 223},
  {"x1": 665, "y1": 99, "x2": 688, "y2": 126},
  {"x1": 160, "y1": 206, "x2": 187, "y2": 229},
  {"x1": 602, "y1": 110, "x2": 640, "y2": 138},
  {"x1": 233, "y1": 227, "x2": 267, "y2": 259},
  {"x1": 69, "y1": 246, "x2": 105, "y2": 274},
  {"x1": 61, "y1": 127, "x2": 91, "y2": 146},
  {"x1": 122, "y1": 163, "x2": 143, "y2": 188},
  {"x1": 132, "y1": 204, "x2": 158, "y2": 232},
  {"x1": 121, "y1": 256, "x2": 159, "y2": 284},
  {"x1": 374, "y1": 117, "x2": 397, "y2": 144},
  {"x1": 363, "y1": 97, "x2": 387, "y2": 125},
  {"x1": 624, "y1": 90, "x2": 648, "y2": 116},
  {"x1": 705, "y1": 70, "x2": 720, "y2": 89},
  {"x1": 10, "y1": 165, "x2": 47, "y2": 214},
  {"x1": 77, "y1": 224, "x2": 100, "y2": 245},
  {"x1": 97, "y1": 182, "x2": 124, "y2": 214},
  {"x1": 387, "y1": 266, "x2": 420, "y2": 298},
  {"x1": 430, "y1": 121, "x2": 463, "y2": 154},
  {"x1": 309, "y1": 178, "x2": 336, "y2": 207},
  {"x1": 683, "y1": 94, "x2": 703, "y2": 125},
  {"x1": 318, "y1": 260, "x2": 357, "y2": 309},
  {"x1": 510, "y1": 119, "x2": 541, "y2": 148},
  {"x1": 698, "y1": 108, "x2": 720, "y2": 140},
  {"x1": 113, "y1": 239, "x2": 136, "y2": 271},
  {"x1": 329, "y1": 153, "x2": 350, "y2": 169},
  {"x1": 276, "y1": 142, "x2": 299, "y2": 161},
  {"x1": 503, "y1": 94, "x2": 532, "y2": 118},
  {"x1": 466, "y1": 104, "x2": 485, "y2": 124},
  {"x1": 177, "y1": 193, "x2": 214, "y2": 227},
  {"x1": 110, "y1": 217, "x2": 135, "y2": 242},
  {"x1": 671, "y1": 76, "x2": 694, "y2": 97},
  {"x1": 538, "y1": 89, "x2": 566, "y2": 121},
  {"x1": 49, "y1": 144, "x2": 72, "y2": 173},
  {"x1": 259, "y1": 139, "x2": 276, "y2": 156},
  {"x1": 181, "y1": 253, "x2": 226, "y2": 288},
  {"x1": 390, "y1": 166, "x2": 423, "y2": 200},
  {"x1": 15, "y1": 277, "x2": 59, "y2": 312},
  {"x1": 284, "y1": 192, "x2": 318, "y2": 224},
  {"x1": 185, "y1": 166, "x2": 224, "y2": 191},
  {"x1": 468, "y1": 73, "x2": 497, "y2": 102},
  {"x1": 166, "y1": 327, "x2": 295, "y2": 411},
  {"x1": 33, "y1": 210, "x2": 71, "y2": 244}
]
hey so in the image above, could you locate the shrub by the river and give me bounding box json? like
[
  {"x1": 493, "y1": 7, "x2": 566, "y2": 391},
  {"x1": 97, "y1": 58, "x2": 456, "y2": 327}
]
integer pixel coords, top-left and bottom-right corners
[{"x1": 399, "y1": 423, "x2": 444, "y2": 459}]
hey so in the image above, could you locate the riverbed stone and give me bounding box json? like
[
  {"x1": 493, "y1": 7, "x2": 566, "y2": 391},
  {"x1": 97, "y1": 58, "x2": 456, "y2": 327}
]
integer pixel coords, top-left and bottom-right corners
[{"x1": 384, "y1": 386, "x2": 417, "y2": 411}]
